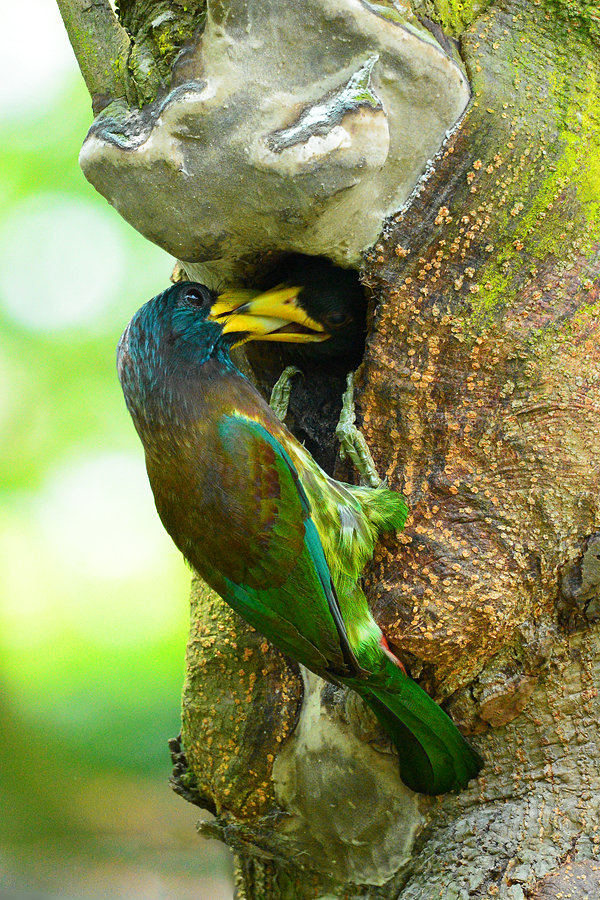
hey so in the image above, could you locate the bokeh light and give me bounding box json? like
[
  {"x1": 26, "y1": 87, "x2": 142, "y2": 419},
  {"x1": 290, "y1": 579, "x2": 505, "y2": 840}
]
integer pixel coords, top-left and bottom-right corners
[
  {"x1": 36, "y1": 451, "x2": 171, "y2": 582},
  {"x1": 0, "y1": 5, "x2": 234, "y2": 898},
  {"x1": 0, "y1": 194, "x2": 126, "y2": 331},
  {"x1": 0, "y1": 0, "x2": 75, "y2": 121}
]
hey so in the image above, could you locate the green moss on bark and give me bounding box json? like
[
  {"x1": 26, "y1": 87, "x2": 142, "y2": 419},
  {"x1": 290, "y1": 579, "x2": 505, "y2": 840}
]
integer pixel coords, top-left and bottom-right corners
[
  {"x1": 115, "y1": 0, "x2": 207, "y2": 104},
  {"x1": 354, "y1": 0, "x2": 600, "y2": 695},
  {"x1": 414, "y1": 0, "x2": 495, "y2": 35},
  {"x1": 542, "y1": 0, "x2": 600, "y2": 44}
]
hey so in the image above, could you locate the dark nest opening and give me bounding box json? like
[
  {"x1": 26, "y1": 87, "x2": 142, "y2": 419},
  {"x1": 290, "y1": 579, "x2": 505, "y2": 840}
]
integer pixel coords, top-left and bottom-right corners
[{"x1": 239, "y1": 252, "x2": 370, "y2": 474}]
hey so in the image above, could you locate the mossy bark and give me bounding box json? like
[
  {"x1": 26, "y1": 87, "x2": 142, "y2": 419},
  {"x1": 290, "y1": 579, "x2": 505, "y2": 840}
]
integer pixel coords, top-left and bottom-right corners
[
  {"x1": 357, "y1": 0, "x2": 600, "y2": 698},
  {"x1": 58, "y1": 0, "x2": 600, "y2": 897},
  {"x1": 114, "y1": 0, "x2": 207, "y2": 105},
  {"x1": 180, "y1": 0, "x2": 600, "y2": 883},
  {"x1": 56, "y1": 0, "x2": 132, "y2": 112}
]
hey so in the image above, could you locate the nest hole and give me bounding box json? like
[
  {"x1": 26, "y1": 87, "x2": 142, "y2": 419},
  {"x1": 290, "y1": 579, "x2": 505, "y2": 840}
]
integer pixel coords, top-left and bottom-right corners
[{"x1": 241, "y1": 252, "x2": 369, "y2": 473}]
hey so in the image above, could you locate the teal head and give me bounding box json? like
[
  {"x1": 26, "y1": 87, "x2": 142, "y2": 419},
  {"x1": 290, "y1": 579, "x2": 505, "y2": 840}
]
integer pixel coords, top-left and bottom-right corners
[{"x1": 117, "y1": 282, "x2": 240, "y2": 424}]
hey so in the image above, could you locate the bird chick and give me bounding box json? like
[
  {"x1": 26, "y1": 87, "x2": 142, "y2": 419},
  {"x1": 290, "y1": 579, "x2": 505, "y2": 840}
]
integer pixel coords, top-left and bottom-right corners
[{"x1": 210, "y1": 254, "x2": 368, "y2": 369}]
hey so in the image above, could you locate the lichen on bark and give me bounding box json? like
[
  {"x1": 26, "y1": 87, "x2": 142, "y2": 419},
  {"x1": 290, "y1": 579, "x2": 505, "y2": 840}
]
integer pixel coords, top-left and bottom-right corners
[
  {"x1": 414, "y1": 0, "x2": 495, "y2": 36},
  {"x1": 181, "y1": 578, "x2": 302, "y2": 828},
  {"x1": 115, "y1": 0, "x2": 207, "y2": 104},
  {"x1": 356, "y1": 0, "x2": 600, "y2": 704},
  {"x1": 55, "y1": 0, "x2": 132, "y2": 111}
]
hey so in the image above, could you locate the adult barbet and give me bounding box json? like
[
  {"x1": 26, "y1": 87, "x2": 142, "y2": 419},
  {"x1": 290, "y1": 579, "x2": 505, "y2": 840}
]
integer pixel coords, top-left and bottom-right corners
[{"x1": 117, "y1": 281, "x2": 483, "y2": 795}]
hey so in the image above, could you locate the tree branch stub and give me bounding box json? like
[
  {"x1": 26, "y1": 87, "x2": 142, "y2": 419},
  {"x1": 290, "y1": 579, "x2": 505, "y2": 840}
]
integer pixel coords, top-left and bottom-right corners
[
  {"x1": 56, "y1": 0, "x2": 132, "y2": 113},
  {"x1": 77, "y1": 0, "x2": 471, "y2": 283}
]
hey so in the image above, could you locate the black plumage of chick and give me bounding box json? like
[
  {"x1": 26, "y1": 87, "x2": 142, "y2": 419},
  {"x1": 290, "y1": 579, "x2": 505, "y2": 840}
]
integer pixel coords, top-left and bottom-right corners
[{"x1": 258, "y1": 254, "x2": 367, "y2": 368}]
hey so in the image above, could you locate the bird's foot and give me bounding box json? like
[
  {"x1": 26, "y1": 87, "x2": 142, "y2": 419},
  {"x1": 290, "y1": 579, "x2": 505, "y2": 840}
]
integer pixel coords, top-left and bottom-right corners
[
  {"x1": 269, "y1": 366, "x2": 303, "y2": 421},
  {"x1": 336, "y1": 372, "x2": 383, "y2": 489}
]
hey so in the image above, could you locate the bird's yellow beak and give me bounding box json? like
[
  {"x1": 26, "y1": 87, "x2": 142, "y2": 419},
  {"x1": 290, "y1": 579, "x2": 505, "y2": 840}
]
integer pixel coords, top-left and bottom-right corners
[{"x1": 208, "y1": 285, "x2": 328, "y2": 346}]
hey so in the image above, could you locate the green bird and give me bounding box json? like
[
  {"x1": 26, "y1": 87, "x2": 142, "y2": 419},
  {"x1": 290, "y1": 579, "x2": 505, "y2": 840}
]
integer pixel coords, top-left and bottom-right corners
[{"x1": 117, "y1": 281, "x2": 483, "y2": 795}]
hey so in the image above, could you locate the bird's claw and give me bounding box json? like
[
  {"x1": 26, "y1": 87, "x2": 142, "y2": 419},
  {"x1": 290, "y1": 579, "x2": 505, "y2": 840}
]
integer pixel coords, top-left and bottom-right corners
[
  {"x1": 270, "y1": 366, "x2": 303, "y2": 421},
  {"x1": 336, "y1": 372, "x2": 383, "y2": 489}
]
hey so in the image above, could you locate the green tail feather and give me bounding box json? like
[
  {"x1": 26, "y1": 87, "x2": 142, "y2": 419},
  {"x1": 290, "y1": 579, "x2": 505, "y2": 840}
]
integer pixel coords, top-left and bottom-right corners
[
  {"x1": 353, "y1": 659, "x2": 483, "y2": 795},
  {"x1": 354, "y1": 484, "x2": 409, "y2": 534}
]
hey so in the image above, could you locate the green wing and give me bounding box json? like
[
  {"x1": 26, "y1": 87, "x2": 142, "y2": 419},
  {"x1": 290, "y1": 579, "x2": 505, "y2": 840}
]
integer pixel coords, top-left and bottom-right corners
[
  {"x1": 293, "y1": 470, "x2": 408, "y2": 600},
  {"x1": 206, "y1": 415, "x2": 361, "y2": 679}
]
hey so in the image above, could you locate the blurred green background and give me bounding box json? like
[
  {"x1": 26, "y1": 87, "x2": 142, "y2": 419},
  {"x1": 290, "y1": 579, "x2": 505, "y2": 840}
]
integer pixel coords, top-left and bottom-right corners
[{"x1": 0, "y1": 3, "x2": 233, "y2": 897}]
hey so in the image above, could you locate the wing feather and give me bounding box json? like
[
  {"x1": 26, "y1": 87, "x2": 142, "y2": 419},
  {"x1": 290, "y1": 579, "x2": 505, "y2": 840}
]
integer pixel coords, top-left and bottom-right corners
[{"x1": 212, "y1": 415, "x2": 361, "y2": 678}]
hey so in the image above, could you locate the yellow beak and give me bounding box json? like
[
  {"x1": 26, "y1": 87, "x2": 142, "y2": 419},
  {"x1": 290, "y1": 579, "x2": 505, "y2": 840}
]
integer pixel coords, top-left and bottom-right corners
[{"x1": 209, "y1": 285, "x2": 328, "y2": 346}]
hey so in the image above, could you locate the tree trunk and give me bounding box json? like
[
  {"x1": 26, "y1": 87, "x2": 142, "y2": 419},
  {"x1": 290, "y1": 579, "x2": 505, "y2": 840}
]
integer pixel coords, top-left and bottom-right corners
[{"x1": 58, "y1": 0, "x2": 600, "y2": 897}]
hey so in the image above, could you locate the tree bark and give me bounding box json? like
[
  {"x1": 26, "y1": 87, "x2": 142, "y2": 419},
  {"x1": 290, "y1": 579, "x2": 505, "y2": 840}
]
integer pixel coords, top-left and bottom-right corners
[
  {"x1": 57, "y1": 0, "x2": 600, "y2": 897},
  {"x1": 56, "y1": 0, "x2": 132, "y2": 112}
]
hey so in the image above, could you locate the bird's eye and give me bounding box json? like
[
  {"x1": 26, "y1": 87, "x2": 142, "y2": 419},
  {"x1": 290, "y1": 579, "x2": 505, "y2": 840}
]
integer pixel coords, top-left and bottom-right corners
[
  {"x1": 322, "y1": 310, "x2": 352, "y2": 328},
  {"x1": 182, "y1": 285, "x2": 209, "y2": 308}
]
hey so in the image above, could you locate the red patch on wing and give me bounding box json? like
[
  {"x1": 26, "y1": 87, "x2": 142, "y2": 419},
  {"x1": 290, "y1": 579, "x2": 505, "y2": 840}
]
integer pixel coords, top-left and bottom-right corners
[{"x1": 380, "y1": 633, "x2": 407, "y2": 674}]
